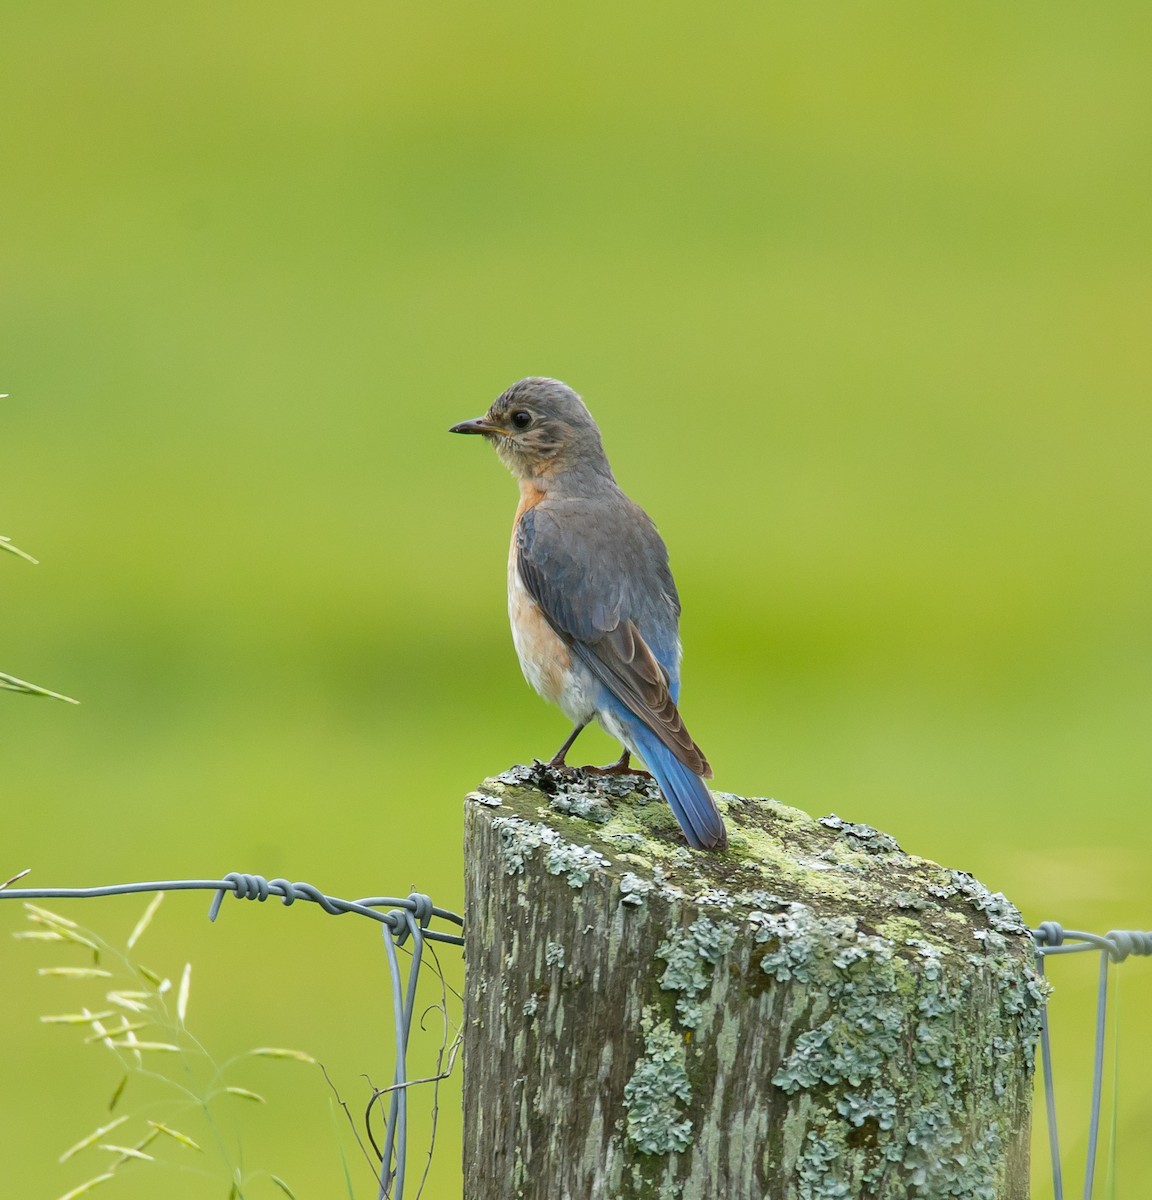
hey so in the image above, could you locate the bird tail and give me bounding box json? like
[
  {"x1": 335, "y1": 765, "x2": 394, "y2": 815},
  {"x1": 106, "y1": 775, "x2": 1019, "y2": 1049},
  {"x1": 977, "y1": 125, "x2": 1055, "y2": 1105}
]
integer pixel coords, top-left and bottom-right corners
[{"x1": 625, "y1": 717, "x2": 728, "y2": 850}]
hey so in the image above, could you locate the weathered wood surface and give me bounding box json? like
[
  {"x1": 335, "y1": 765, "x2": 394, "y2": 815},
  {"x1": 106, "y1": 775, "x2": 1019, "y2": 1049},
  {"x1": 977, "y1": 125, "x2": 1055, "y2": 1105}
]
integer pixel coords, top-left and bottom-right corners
[{"x1": 463, "y1": 764, "x2": 1046, "y2": 1200}]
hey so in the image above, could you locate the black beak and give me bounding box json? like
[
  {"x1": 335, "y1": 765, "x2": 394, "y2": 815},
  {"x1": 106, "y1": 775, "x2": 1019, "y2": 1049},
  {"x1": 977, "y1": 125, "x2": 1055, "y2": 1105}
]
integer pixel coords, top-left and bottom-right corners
[{"x1": 449, "y1": 417, "x2": 502, "y2": 436}]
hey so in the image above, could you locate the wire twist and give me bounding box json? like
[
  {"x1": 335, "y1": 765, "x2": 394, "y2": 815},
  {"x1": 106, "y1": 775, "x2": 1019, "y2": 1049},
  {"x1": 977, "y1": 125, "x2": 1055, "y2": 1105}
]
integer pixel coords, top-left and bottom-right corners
[
  {"x1": 1033, "y1": 920, "x2": 1065, "y2": 947},
  {"x1": 1102, "y1": 928, "x2": 1152, "y2": 962}
]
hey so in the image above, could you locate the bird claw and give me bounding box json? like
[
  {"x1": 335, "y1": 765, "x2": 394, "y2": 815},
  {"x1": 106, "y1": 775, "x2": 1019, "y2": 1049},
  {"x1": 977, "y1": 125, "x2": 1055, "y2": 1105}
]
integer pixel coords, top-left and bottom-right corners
[{"x1": 580, "y1": 751, "x2": 652, "y2": 780}]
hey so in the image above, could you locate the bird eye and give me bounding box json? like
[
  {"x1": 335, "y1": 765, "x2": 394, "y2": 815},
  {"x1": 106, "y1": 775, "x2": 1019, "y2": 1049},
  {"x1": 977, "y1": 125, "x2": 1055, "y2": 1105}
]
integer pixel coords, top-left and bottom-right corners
[{"x1": 511, "y1": 410, "x2": 532, "y2": 429}]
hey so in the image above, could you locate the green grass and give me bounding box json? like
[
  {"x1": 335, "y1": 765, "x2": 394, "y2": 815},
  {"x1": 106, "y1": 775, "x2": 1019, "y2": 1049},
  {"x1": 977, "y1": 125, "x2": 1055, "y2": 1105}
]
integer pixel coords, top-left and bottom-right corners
[{"x1": 3, "y1": 2, "x2": 1151, "y2": 1195}]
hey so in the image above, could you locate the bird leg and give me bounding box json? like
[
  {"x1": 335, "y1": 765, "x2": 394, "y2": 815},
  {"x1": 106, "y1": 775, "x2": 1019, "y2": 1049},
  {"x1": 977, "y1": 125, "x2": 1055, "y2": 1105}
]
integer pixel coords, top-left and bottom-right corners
[
  {"x1": 546, "y1": 722, "x2": 589, "y2": 770},
  {"x1": 583, "y1": 749, "x2": 652, "y2": 780},
  {"x1": 548, "y1": 728, "x2": 654, "y2": 780}
]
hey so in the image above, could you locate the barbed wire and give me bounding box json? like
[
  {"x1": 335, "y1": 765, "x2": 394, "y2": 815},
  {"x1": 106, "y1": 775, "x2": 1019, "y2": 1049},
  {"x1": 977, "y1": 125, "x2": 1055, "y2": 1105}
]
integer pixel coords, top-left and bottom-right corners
[
  {"x1": 0, "y1": 869, "x2": 464, "y2": 1200},
  {"x1": 1032, "y1": 923, "x2": 1152, "y2": 1200}
]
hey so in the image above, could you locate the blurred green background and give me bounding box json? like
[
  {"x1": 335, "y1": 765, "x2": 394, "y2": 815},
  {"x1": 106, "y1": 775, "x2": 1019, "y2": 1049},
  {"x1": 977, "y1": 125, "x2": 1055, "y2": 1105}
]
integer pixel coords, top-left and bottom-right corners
[{"x1": 2, "y1": 2, "x2": 1149, "y2": 1196}]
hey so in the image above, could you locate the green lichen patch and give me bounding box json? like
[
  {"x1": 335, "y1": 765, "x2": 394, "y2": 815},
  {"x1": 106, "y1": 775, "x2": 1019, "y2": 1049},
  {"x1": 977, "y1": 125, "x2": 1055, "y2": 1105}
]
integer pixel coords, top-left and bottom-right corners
[
  {"x1": 621, "y1": 1008, "x2": 693, "y2": 1155},
  {"x1": 819, "y1": 814, "x2": 903, "y2": 855},
  {"x1": 490, "y1": 812, "x2": 608, "y2": 887},
  {"x1": 619, "y1": 872, "x2": 654, "y2": 907},
  {"x1": 656, "y1": 916, "x2": 737, "y2": 1028}
]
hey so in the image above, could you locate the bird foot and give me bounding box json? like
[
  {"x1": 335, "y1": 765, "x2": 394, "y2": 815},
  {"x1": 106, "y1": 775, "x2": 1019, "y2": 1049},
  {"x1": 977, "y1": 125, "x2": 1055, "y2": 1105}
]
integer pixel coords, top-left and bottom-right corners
[
  {"x1": 580, "y1": 751, "x2": 652, "y2": 780},
  {"x1": 544, "y1": 754, "x2": 576, "y2": 773}
]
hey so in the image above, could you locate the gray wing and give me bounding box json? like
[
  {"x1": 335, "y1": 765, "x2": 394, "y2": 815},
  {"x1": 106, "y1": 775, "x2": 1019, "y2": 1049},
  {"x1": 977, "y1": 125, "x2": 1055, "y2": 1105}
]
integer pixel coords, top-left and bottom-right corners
[{"x1": 516, "y1": 498, "x2": 711, "y2": 778}]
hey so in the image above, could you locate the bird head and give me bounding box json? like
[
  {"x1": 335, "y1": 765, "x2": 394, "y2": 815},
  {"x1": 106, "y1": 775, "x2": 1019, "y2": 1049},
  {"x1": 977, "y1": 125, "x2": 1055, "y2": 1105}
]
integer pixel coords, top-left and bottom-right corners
[{"x1": 450, "y1": 377, "x2": 610, "y2": 482}]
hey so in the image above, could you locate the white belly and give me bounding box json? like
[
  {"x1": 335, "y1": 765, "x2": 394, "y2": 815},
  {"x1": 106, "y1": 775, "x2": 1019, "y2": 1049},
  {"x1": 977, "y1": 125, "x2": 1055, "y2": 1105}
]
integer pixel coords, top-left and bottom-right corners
[{"x1": 508, "y1": 560, "x2": 599, "y2": 725}]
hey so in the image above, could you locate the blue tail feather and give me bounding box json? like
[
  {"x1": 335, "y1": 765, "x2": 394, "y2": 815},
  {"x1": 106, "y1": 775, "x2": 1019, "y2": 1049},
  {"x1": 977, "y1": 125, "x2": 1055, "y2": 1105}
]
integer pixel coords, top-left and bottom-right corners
[{"x1": 623, "y1": 716, "x2": 727, "y2": 850}]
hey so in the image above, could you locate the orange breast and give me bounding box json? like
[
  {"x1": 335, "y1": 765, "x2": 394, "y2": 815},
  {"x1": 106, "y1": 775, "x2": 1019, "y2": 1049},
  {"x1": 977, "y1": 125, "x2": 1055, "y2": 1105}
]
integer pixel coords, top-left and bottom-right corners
[{"x1": 514, "y1": 478, "x2": 547, "y2": 521}]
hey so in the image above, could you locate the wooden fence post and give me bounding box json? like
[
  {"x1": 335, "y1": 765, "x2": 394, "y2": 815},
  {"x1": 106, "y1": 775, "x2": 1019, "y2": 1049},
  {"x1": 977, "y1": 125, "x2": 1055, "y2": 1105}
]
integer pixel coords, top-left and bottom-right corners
[{"x1": 463, "y1": 765, "x2": 1046, "y2": 1200}]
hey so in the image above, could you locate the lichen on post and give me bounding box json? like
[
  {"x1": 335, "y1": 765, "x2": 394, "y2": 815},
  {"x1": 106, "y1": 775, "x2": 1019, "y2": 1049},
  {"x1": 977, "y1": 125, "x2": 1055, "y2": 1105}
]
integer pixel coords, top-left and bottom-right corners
[{"x1": 463, "y1": 764, "x2": 1046, "y2": 1200}]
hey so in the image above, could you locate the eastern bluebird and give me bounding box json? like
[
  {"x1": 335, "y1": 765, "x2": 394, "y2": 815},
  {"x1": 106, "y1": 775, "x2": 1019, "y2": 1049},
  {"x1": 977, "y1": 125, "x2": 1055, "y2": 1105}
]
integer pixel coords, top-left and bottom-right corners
[{"x1": 451, "y1": 377, "x2": 728, "y2": 851}]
